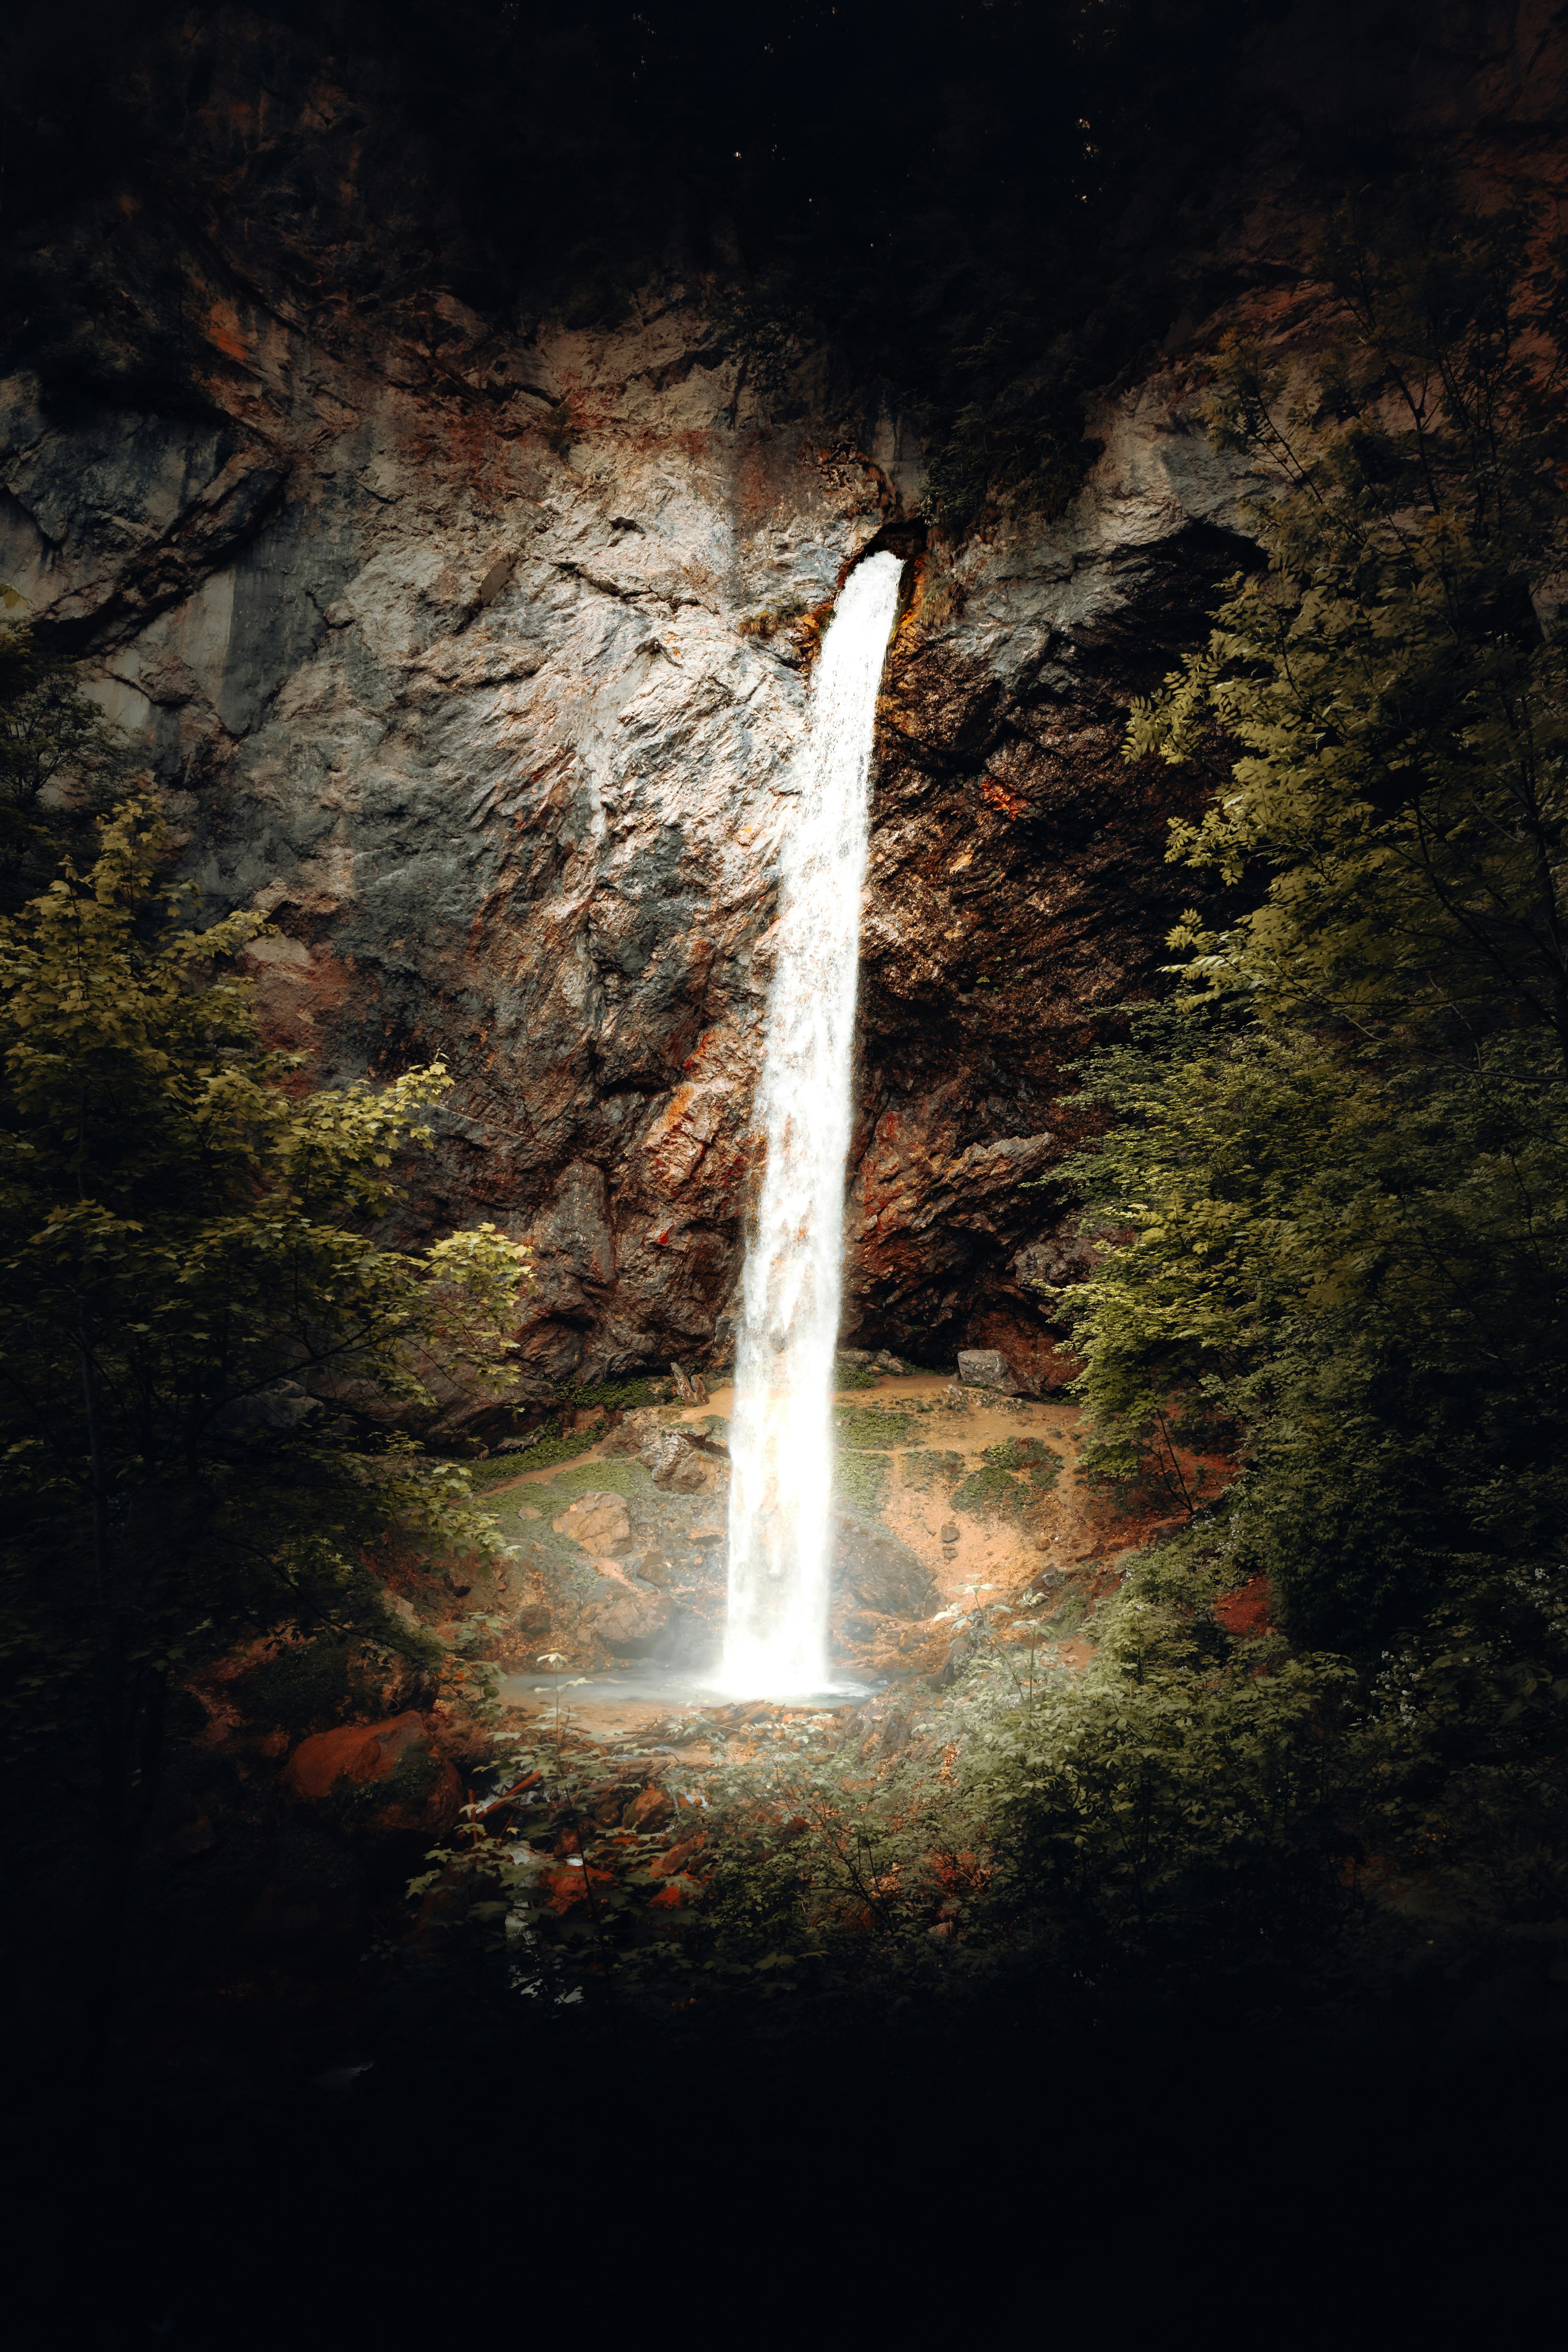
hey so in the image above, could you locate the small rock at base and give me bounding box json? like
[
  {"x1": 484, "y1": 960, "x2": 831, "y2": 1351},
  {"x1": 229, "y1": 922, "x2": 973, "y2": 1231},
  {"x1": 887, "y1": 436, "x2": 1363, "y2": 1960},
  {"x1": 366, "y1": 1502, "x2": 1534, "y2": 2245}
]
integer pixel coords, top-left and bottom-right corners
[{"x1": 956, "y1": 1348, "x2": 1021, "y2": 1394}]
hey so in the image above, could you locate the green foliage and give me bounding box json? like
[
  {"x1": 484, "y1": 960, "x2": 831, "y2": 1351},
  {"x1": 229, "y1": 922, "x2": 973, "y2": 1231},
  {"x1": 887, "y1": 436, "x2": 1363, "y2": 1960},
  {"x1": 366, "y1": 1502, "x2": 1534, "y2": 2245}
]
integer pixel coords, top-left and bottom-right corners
[
  {"x1": 0, "y1": 799, "x2": 532, "y2": 1949},
  {"x1": 969, "y1": 1591, "x2": 1359, "y2": 1962},
  {"x1": 1062, "y1": 185, "x2": 1568, "y2": 1650},
  {"x1": 833, "y1": 1355, "x2": 880, "y2": 1391},
  {"x1": 1131, "y1": 183, "x2": 1568, "y2": 1054},
  {"x1": 238, "y1": 1577, "x2": 442, "y2": 1734}
]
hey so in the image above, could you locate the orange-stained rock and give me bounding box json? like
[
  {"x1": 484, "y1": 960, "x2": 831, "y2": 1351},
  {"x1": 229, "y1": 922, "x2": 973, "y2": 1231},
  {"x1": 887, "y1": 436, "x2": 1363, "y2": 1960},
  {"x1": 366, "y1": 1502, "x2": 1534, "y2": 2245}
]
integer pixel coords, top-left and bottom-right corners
[
  {"x1": 647, "y1": 1874, "x2": 702, "y2": 1909},
  {"x1": 544, "y1": 1863, "x2": 615, "y2": 1913},
  {"x1": 285, "y1": 1721, "x2": 388, "y2": 1801},
  {"x1": 648, "y1": 1834, "x2": 707, "y2": 1878},
  {"x1": 1213, "y1": 1577, "x2": 1274, "y2": 1641},
  {"x1": 284, "y1": 1710, "x2": 461, "y2": 1831},
  {"x1": 623, "y1": 1782, "x2": 675, "y2": 1831}
]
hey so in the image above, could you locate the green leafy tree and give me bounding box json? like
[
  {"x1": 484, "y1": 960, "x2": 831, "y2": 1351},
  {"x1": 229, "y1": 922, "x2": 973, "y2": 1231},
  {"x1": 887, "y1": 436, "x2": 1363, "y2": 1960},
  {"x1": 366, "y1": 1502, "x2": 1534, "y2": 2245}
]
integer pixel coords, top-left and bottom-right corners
[
  {"x1": 0, "y1": 799, "x2": 531, "y2": 1994},
  {"x1": 1133, "y1": 183, "x2": 1568, "y2": 1053},
  {"x1": 1057, "y1": 185, "x2": 1568, "y2": 1651}
]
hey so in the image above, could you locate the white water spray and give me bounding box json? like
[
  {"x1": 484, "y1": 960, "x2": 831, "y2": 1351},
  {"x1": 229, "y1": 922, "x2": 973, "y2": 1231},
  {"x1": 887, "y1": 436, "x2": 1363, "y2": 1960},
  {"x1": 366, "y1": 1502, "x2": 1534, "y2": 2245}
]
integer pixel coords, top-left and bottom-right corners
[{"x1": 720, "y1": 550, "x2": 904, "y2": 1695}]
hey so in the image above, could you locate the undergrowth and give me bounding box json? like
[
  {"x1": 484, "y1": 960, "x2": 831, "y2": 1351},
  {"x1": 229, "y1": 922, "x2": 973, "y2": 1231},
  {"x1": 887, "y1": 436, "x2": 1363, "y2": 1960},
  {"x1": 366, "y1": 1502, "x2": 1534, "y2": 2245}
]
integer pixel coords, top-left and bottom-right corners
[{"x1": 409, "y1": 1532, "x2": 1568, "y2": 2034}]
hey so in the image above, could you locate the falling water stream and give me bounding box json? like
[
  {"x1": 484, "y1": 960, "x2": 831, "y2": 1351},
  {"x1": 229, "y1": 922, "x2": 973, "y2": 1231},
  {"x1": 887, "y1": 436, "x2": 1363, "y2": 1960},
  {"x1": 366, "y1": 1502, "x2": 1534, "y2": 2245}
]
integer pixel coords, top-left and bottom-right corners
[{"x1": 719, "y1": 550, "x2": 905, "y2": 1695}]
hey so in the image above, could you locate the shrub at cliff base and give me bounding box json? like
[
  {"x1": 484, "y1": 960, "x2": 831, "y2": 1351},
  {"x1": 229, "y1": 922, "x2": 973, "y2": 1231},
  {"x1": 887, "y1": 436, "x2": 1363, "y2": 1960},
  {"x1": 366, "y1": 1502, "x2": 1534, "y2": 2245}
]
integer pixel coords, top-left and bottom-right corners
[
  {"x1": 0, "y1": 799, "x2": 531, "y2": 2000},
  {"x1": 1056, "y1": 183, "x2": 1568, "y2": 1637}
]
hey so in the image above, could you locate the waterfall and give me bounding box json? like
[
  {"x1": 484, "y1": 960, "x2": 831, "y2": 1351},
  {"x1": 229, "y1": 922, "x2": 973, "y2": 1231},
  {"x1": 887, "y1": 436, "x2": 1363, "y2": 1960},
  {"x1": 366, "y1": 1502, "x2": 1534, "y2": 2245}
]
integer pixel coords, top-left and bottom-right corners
[{"x1": 720, "y1": 549, "x2": 904, "y2": 1695}]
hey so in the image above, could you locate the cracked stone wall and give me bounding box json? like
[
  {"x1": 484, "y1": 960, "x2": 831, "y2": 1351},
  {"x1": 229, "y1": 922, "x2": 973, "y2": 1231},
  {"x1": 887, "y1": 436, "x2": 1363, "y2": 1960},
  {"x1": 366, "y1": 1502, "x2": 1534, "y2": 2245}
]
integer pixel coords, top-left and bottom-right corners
[{"x1": 7, "y1": 4, "x2": 1554, "y2": 1401}]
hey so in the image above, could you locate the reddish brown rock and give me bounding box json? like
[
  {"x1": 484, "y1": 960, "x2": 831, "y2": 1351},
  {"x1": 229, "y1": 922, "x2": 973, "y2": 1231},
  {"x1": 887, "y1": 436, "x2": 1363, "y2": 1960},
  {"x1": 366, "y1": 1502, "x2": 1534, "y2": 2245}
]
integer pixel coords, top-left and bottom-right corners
[
  {"x1": 284, "y1": 1710, "x2": 461, "y2": 1830},
  {"x1": 646, "y1": 1875, "x2": 702, "y2": 1910},
  {"x1": 623, "y1": 1783, "x2": 675, "y2": 1832},
  {"x1": 648, "y1": 1835, "x2": 707, "y2": 1879},
  {"x1": 1213, "y1": 1578, "x2": 1274, "y2": 1642}
]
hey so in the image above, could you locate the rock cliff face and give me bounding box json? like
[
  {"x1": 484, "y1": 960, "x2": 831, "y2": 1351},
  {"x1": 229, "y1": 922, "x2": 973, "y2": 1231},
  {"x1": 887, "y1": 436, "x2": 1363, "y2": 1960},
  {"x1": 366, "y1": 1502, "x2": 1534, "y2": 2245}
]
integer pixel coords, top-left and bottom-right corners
[{"x1": 4, "y1": 4, "x2": 1558, "y2": 1397}]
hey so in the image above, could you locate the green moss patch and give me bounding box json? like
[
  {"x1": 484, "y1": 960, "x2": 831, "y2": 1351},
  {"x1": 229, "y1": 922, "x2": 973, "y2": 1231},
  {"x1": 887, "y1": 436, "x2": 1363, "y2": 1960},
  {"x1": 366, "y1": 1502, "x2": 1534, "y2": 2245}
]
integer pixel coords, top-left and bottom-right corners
[
  {"x1": 563, "y1": 1376, "x2": 664, "y2": 1412},
  {"x1": 481, "y1": 1455, "x2": 654, "y2": 1542},
  {"x1": 833, "y1": 1356, "x2": 880, "y2": 1391},
  {"x1": 537, "y1": 1459, "x2": 651, "y2": 1503},
  {"x1": 899, "y1": 1448, "x2": 966, "y2": 1494},
  {"x1": 834, "y1": 1405, "x2": 913, "y2": 1450},
  {"x1": 468, "y1": 1450, "x2": 553, "y2": 1492},
  {"x1": 834, "y1": 1451, "x2": 890, "y2": 1523},
  {"x1": 983, "y1": 1436, "x2": 1063, "y2": 1493},
  {"x1": 950, "y1": 1465, "x2": 1030, "y2": 1521}
]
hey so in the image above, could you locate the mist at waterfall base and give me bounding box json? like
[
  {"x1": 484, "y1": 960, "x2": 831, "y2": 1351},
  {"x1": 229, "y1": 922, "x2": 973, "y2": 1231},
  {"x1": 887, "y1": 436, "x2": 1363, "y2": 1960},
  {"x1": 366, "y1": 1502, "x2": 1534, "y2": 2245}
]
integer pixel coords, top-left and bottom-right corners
[{"x1": 711, "y1": 550, "x2": 905, "y2": 1699}]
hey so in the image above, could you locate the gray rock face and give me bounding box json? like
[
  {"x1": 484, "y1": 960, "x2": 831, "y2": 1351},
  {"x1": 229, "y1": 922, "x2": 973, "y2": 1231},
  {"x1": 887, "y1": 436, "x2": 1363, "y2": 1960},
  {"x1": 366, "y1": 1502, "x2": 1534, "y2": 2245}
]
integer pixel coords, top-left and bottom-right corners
[
  {"x1": 0, "y1": 50, "x2": 1286, "y2": 1391},
  {"x1": 583, "y1": 1576, "x2": 671, "y2": 1657},
  {"x1": 833, "y1": 1524, "x2": 939, "y2": 1621},
  {"x1": 957, "y1": 1348, "x2": 1023, "y2": 1395}
]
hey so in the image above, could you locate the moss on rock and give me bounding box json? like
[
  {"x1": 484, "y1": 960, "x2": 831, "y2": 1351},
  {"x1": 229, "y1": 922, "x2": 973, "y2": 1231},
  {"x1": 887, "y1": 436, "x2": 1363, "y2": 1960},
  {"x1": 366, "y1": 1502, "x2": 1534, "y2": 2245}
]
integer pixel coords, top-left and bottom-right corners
[
  {"x1": 899, "y1": 1448, "x2": 966, "y2": 1494},
  {"x1": 834, "y1": 1451, "x2": 890, "y2": 1523},
  {"x1": 950, "y1": 1465, "x2": 1029, "y2": 1520},
  {"x1": 834, "y1": 1405, "x2": 913, "y2": 1449}
]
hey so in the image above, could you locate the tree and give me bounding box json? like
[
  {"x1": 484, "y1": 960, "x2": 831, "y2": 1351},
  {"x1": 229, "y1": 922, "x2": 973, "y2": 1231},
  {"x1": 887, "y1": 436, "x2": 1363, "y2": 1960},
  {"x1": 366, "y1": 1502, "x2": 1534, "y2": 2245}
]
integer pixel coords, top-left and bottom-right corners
[
  {"x1": 1057, "y1": 185, "x2": 1568, "y2": 1651},
  {"x1": 0, "y1": 798, "x2": 531, "y2": 1998},
  {"x1": 1132, "y1": 181, "x2": 1568, "y2": 1057}
]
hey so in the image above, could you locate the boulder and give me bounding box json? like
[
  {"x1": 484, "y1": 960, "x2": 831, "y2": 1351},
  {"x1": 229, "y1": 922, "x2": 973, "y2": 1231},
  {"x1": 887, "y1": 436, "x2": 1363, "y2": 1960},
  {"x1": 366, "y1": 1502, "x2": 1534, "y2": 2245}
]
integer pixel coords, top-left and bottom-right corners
[
  {"x1": 833, "y1": 1522, "x2": 939, "y2": 1619},
  {"x1": 553, "y1": 1490, "x2": 633, "y2": 1550},
  {"x1": 284, "y1": 1710, "x2": 461, "y2": 1831},
  {"x1": 957, "y1": 1348, "x2": 1022, "y2": 1394},
  {"x1": 640, "y1": 1429, "x2": 709, "y2": 1492},
  {"x1": 587, "y1": 1578, "x2": 672, "y2": 1654},
  {"x1": 648, "y1": 1833, "x2": 707, "y2": 1878},
  {"x1": 623, "y1": 1782, "x2": 675, "y2": 1831}
]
